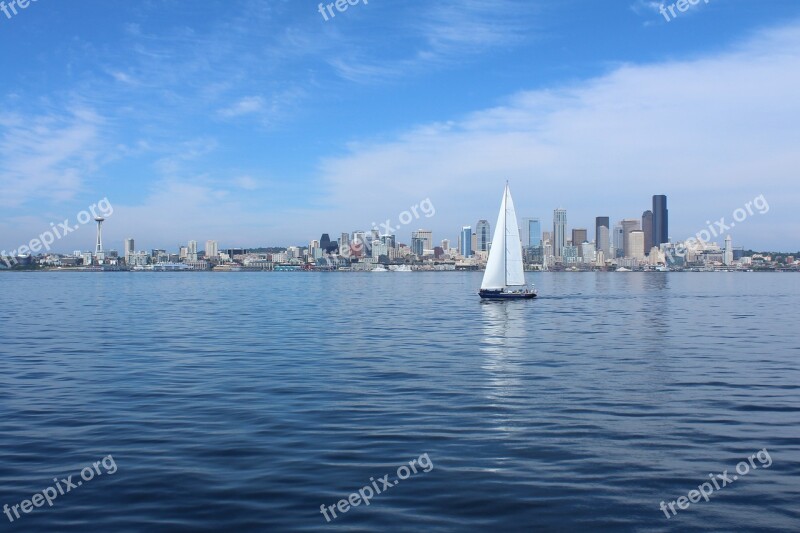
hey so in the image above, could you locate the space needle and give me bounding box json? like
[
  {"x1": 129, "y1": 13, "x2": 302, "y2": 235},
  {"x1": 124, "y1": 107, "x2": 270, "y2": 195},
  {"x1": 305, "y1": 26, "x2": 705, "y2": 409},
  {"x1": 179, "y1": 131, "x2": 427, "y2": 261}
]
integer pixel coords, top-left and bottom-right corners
[{"x1": 95, "y1": 216, "x2": 106, "y2": 263}]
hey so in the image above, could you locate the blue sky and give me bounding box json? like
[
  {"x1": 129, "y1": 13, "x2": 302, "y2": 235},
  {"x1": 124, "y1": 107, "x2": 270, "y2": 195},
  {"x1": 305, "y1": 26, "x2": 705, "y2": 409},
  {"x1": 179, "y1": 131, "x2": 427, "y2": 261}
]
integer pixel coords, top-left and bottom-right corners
[{"x1": 1, "y1": 0, "x2": 799, "y2": 253}]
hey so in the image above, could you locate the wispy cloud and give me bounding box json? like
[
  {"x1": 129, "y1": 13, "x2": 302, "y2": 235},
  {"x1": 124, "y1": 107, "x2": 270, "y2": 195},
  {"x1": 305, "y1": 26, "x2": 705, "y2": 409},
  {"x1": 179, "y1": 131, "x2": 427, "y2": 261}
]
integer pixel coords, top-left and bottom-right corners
[
  {"x1": 0, "y1": 108, "x2": 104, "y2": 208},
  {"x1": 218, "y1": 96, "x2": 265, "y2": 118}
]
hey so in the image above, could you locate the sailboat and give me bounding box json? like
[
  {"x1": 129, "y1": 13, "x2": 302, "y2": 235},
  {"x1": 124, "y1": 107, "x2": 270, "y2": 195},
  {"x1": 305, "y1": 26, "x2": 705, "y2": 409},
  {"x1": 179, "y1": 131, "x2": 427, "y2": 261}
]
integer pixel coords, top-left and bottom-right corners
[{"x1": 479, "y1": 183, "x2": 537, "y2": 300}]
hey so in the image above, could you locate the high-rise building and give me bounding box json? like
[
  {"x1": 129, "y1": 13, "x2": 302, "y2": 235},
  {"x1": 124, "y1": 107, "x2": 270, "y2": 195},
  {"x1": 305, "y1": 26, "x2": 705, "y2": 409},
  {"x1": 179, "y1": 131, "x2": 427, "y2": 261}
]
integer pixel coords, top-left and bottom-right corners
[
  {"x1": 724, "y1": 235, "x2": 733, "y2": 266},
  {"x1": 572, "y1": 228, "x2": 588, "y2": 247},
  {"x1": 187, "y1": 240, "x2": 198, "y2": 262},
  {"x1": 653, "y1": 195, "x2": 669, "y2": 247},
  {"x1": 412, "y1": 230, "x2": 433, "y2": 251},
  {"x1": 124, "y1": 238, "x2": 135, "y2": 264},
  {"x1": 596, "y1": 216, "x2": 610, "y2": 256},
  {"x1": 441, "y1": 239, "x2": 450, "y2": 251},
  {"x1": 205, "y1": 240, "x2": 218, "y2": 259},
  {"x1": 642, "y1": 210, "x2": 654, "y2": 254},
  {"x1": 382, "y1": 234, "x2": 396, "y2": 249},
  {"x1": 553, "y1": 209, "x2": 567, "y2": 259},
  {"x1": 460, "y1": 226, "x2": 473, "y2": 257},
  {"x1": 411, "y1": 237, "x2": 425, "y2": 256},
  {"x1": 476, "y1": 220, "x2": 491, "y2": 252},
  {"x1": 612, "y1": 225, "x2": 624, "y2": 258},
  {"x1": 621, "y1": 219, "x2": 641, "y2": 258},
  {"x1": 339, "y1": 233, "x2": 350, "y2": 252},
  {"x1": 629, "y1": 230, "x2": 645, "y2": 260},
  {"x1": 522, "y1": 218, "x2": 542, "y2": 248},
  {"x1": 320, "y1": 234, "x2": 336, "y2": 253}
]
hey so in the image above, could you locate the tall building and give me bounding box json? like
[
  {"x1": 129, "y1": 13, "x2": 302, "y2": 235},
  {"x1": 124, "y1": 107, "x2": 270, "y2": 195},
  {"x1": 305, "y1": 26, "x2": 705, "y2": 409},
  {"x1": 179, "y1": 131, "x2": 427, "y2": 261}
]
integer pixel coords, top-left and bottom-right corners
[
  {"x1": 412, "y1": 230, "x2": 433, "y2": 251},
  {"x1": 621, "y1": 219, "x2": 641, "y2": 258},
  {"x1": 460, "y1": 226, "x2": 473, "y2": 257},
  {"x1": 382, "y1": 234, "x2": 396, "y2": 249},
  {"x1": 188, "y1": 240, "x2": 198, "y2": 262},
  {"x1": 572, "y1": 228, "x2": 588, "y2": 247},
  {"x1": 522, "y1": 218, "x2": 542, "y2": 248},
  {"x1": 571, "y1": 228, "x2": 587, "y2": 258},
  {"x1": 612, "y1": 225, "x2": 624, "y2": 258},
  {"x1": 205, "y1": 240, "x2": 218, "y2": 259},
  {"x1": 553, "y1": 209, "x2": 567, "y2": 259},
  {"x1": 411, "y1": 237, "x2": 425, "y2": 256},
  {"x1": 441, "y1": 239, "x2": 450, "y2": 251},
  {"x1": 320, "y1": 234, "x2": 336, "y2": 253},
  {"x1": 595, "y1": 217, "x2": 610, "y2": 256},
  {"x1": 724, "y1": 235, "x2": 733, "y2": 266},
  {"x1": 642, "y1": 210, "x2": 654, "y2": 254},
  {"x1": 597, "y1": 226, "x2": 609, "y2": 260},
  {"x1": 339, "y1": 233, "x2": 350, "y2": 252},
  {"x1": 124, "y1": 238, "x2": 135, "y2": 263},
  {"x1": 629, "y1": 230, "x2": 645, "y2": 260},
  {"x1": 476, "y1": 220, "x2": 491, "y2": 252},
  {"x1": 653, "y1": 195, "x2": 669, "y2": 247}
]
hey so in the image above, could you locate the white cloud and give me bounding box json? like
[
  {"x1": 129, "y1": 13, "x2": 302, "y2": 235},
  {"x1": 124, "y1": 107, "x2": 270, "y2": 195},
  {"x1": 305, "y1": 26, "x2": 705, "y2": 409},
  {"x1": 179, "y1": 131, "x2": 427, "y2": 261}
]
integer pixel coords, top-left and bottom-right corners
[
  {"x1": 313, "y1": 23, "x2": 800, "y2": 249},
  {"x1": 218, "y1": 96, "x2": 265, "y2": 118},
  {"x1": 0, "y1": 108, "x2": 103, "y2": 208}
]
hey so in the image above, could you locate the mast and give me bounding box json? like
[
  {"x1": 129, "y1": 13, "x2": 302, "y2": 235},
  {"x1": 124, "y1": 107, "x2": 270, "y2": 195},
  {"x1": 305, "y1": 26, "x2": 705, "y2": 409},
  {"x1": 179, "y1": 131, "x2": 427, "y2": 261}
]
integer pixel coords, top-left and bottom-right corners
[{"x1": 504, "y1": 183, "x2": 508, "y2": 288}]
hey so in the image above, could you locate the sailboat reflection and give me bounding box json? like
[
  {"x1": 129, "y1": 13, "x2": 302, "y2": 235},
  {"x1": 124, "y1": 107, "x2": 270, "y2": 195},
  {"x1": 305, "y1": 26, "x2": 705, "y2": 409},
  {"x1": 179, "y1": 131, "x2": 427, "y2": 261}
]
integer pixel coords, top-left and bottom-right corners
[{"x1": 479, "y1": 300, "x2": 530, "y2": 435}]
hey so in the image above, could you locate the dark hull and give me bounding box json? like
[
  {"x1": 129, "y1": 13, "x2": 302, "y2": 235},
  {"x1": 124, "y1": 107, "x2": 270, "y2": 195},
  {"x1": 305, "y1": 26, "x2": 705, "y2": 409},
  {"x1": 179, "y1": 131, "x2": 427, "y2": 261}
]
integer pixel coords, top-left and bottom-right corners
[{"x1": 479, "y1": 290, "x2": 537, "y2": 300}]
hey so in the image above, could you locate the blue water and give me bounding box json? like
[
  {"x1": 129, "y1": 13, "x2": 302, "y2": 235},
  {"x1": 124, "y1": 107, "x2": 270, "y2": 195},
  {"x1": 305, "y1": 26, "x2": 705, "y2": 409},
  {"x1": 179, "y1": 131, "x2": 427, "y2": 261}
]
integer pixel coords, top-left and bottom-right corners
[{"x1": 0, "y1": 272, "x2": 798, "y2": 532}]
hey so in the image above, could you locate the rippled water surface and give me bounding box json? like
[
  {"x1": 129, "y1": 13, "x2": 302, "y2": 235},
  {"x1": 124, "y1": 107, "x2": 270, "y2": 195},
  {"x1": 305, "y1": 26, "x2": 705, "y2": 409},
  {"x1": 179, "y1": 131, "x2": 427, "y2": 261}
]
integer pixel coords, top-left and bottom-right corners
[{"x1": 1, "y1": 272, "x2": 798, "y2": 532}]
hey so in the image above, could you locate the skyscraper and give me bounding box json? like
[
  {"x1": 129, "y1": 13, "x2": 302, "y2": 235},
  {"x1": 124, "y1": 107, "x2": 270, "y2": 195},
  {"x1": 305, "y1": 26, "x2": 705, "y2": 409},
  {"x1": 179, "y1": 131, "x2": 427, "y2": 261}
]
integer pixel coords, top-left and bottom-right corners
[
  {"x1": 460, "y1": 226, "x2": 473, "y2": 257},
  {"x1": 724, "y1": 235, "x2": 733, "y2": 266},
  {"x1": 320, "y1": 233, "x2": 336, "y2": 253},
  {"x1": 597, "y1": 226, "x2": 609, "y2": 261},
  {"x1": 642, "y1": 210, "x2": 654, "y2": 254},
  {"x1": 553, "y1": 209, "x2": 567, "y2": 259},
  {"x1": 476, "y1": 220, "x2": 491, "y2": 252},
  {"x1": 522, "y1": 218, "x2": 542, "y2": 248},
  {"x1": 411, "y1": 236, "x2": 425, "y2": 256},
  {"x1": 612, "y1": 225, "x2": 624, "y2": 258},
  {"x1": 124, "y1": 238, "x2": 135, "y2": 264},
  {"x1": 621, "y1": 219, "x2": 641, "y2": 258},
  {"x1": 629, "y1": 230, "x2": 645, "y2": 260},
  {"x1": 653, "y1": 195, "x2": 669, "y2": 247},
  {"x1": 412, "y1": 230, "x2": 433, "y2": 251},
  {"x1": 572, "y1": 229, "x2": 588, "y2": 246},
  {"x1": 595, "y1": 217, "x2": 610, "y2": 256},
  {"x1": 187, "y1": 240, "x2": 198, "y2": 262},
  {"x1": 205, "y1": 240, "x2": 218, "y2": 259}
]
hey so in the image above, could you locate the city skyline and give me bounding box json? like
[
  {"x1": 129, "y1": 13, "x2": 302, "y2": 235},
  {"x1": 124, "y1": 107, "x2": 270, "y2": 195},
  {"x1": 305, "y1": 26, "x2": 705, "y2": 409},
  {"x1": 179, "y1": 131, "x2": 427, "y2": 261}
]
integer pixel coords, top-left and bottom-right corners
[{"x1": 5, "y1": 192, "x2": 783, "y2": 258}]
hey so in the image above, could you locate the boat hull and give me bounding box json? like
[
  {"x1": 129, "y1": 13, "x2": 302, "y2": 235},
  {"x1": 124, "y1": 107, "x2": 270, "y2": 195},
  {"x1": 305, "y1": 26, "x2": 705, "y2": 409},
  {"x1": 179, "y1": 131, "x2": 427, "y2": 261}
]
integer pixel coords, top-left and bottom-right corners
[{"x1": 479, "y1": 289, "x2": 537, "y2": 300}]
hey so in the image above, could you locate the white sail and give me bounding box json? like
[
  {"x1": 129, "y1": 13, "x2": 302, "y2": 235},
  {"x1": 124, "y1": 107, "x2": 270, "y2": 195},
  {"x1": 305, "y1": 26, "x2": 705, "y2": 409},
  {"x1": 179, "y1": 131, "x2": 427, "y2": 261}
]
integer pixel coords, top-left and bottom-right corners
[
  {"x1": 481, "y1": 184, "x2": 527, "y2": 290},
  {"x1": 481, "y1": 189, "x2": 508, "y2": 290}
]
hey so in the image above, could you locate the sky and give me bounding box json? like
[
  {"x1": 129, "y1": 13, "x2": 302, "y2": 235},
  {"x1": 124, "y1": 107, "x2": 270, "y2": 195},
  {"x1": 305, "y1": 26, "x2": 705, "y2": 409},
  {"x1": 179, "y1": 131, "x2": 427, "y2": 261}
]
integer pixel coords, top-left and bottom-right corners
[{"x1": 1, "y1": 0, "x2": 800, "y2": 254}]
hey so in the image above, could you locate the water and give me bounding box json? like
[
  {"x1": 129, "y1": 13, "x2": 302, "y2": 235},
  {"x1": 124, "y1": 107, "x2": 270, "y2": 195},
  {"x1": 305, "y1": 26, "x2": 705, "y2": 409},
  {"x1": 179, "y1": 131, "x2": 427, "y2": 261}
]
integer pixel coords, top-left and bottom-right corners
[{"x1": 0, "y1": 272, "x2": 798, "y2": 532}]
